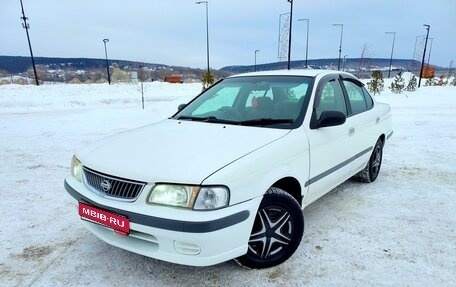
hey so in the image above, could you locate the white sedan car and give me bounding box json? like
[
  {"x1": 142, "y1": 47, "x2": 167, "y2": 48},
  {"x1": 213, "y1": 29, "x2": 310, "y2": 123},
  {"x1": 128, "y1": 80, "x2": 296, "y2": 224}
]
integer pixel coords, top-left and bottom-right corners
[{"x1": 65, "y1": 70, "x2": 392, "y2": 269}]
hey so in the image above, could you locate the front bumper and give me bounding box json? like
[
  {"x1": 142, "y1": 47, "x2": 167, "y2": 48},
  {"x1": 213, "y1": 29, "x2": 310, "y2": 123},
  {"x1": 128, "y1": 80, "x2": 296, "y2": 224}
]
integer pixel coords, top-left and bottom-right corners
[{"x1": 64, "y1": 176, "x2": 261, "y2": 266}]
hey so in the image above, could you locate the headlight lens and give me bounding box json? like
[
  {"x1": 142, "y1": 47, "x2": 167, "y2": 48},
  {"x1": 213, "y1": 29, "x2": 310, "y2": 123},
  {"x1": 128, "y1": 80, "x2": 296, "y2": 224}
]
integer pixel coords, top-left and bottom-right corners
[
  {"x1": 148, "y1": 184, "x2": 199, "y2": 208},
  {"x1": 194, "y1": 187, "x2": 229, "y2": 210},
  {"x1": 148, "y1": 184, "x2": 229, "y2": 210},
  {"x1": 71, "y1": 155, "x2": 83, "y2": 182}
]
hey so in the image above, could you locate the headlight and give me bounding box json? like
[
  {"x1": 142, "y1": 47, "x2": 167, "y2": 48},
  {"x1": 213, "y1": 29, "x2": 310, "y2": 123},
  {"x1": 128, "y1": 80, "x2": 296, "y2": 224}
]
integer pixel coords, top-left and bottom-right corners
[
  {"x1": 71, "y1": 155, "x2": 83, "y2": 182},
  {"x1": 194, "y1": 187, "x2": 229, "y2": 210},
  {"x1": 148, "y1": 184, "x2": 199, "y2": 208},
  {"x1": 148, "y1": 184, "x2": 229, "y2": 210}
]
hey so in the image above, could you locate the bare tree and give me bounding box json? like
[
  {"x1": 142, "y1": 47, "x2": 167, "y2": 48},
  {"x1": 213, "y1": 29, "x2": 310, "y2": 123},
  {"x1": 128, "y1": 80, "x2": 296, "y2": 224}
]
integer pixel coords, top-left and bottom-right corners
[{"x1": 137, "y1": 65, "x2": 151, "y2": 109}]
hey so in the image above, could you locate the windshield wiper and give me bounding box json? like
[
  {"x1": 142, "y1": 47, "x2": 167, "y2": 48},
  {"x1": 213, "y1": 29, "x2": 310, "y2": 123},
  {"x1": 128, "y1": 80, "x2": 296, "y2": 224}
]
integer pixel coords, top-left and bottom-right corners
[
  {"x1": 177, "y1": 115, "x2": 215, "y2": 121},
  {"x1": 239, "y1": 118, "x2": 294, "y2": 126},
  {"x1": 176, "y1": 116, "x2": 238, "y2": 125}
]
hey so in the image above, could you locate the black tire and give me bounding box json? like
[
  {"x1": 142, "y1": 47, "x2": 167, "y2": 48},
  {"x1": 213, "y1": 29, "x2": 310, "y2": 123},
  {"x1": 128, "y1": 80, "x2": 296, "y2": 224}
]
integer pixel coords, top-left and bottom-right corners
[
  {"x1": 235, "y1": 187, "x2": 304, "y2": 269},
  {"x1": 356, "y1": 138, "x2": 383, "y2": 183}
]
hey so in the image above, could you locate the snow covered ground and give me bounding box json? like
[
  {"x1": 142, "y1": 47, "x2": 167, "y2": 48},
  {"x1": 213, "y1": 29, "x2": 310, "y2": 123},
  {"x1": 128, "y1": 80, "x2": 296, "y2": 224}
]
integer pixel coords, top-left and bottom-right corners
[{"x1": 1, "y1": 79, "x2": 455, "y2": 286}]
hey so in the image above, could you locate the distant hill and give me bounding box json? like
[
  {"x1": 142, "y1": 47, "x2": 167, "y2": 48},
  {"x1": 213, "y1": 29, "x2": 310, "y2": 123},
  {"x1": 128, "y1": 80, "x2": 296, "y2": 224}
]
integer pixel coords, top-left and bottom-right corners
[
  {"x1": 0, "y1": 55, "x2": 234, "y2": 83},
  {"x1": 0, "y1": 55, "x2": 193, "y2": 73},
  {"x1": 0, "y1": 55, "x2": 447, "y2": 81},
  {"x1": 220, "y1": 58, "x2": 440, "y2": 76}
]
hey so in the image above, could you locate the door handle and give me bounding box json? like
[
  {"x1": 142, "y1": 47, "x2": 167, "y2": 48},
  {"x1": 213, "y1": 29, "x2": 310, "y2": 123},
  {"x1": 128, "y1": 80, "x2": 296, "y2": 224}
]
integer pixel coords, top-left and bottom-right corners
[
  {"x1": 376, "y1": 117, "x2": 380, "y2": 124},
  {"x1": 348, "y1": 127, "x2": 355, "y2": 136}
]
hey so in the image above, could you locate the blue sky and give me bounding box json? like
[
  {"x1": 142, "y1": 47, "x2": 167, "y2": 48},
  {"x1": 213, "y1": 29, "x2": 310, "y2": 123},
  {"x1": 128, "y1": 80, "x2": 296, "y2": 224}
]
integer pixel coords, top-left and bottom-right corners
[{"x1": 1, "y1": 0, "x2": 455, "y2": 68}]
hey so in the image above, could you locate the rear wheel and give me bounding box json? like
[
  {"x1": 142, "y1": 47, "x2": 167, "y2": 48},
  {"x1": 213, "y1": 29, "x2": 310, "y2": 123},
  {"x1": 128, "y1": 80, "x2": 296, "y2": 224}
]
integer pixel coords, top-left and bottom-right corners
[
  {"x1": 356, "y1": 138, "x2": 383, "y2": 183},
  {"x1": 235, "y1": 187, "x2": 304, "y2": 269}
]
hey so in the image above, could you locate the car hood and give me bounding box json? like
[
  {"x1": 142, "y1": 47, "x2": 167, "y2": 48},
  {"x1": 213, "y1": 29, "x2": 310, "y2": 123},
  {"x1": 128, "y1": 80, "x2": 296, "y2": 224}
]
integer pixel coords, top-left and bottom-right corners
[{"x1": 77, "y1": 119, "x2": 290, "y2": 183}]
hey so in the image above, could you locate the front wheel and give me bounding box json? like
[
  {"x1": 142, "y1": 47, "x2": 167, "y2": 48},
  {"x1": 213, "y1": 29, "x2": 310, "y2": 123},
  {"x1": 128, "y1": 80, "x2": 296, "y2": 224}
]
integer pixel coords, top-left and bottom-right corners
[{"x1": 235, "y1": 187, "x2": 304, "y2": 269}]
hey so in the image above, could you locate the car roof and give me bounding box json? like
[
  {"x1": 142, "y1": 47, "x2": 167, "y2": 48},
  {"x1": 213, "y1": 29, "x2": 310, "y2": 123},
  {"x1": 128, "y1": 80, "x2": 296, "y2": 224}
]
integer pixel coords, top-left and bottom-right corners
[{"x1": 227, "y1": 69, "x2": 355, "y2": 79}]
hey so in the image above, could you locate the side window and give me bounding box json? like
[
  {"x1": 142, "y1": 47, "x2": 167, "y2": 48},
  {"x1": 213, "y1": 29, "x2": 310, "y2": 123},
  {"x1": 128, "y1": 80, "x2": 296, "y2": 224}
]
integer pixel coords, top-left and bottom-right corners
[
  {"x1": 315, "y1": 79, "x2": 347, "y2": 119},
  {"x1": 343, "y1": 80, "x2": 368, "y2": 115},
  {"x1": 362, "y1": 86, "x2": 374, "y2": 109}
]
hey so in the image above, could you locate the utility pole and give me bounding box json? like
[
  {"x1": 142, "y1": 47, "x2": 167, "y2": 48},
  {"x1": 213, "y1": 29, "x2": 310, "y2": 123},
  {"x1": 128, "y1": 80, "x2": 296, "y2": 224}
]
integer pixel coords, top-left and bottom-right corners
[
  {"x1": 20, "y1": 0, "x2": 39, "y2": 85},
  {"x1": 385, "y1": 32, "x2": 396, "y2": 78},
  {"x1": 332, "y1": 24, "x2": 344, "y2": 71},
  {"x1": 196, "y1": 1, "x2": 210, "y2": 75},
  {"x1": 287, "y1": 0, "x2": 293, "y2": 70},
  {"x1": 343, "y1": 55, "x2": 348, "y2": 71},
  {"x1": 254, "y1": 49, "x2": 260, "y2": 72},
  {"x1": 103, "y1": 39, "x2": 111, "y2": 85},
  {"x1": 418, "y1": 24, "x2": 430, "y2": 88},
  {"x1": 448, "y1": 60, "x2": 453, "y2": 79}
]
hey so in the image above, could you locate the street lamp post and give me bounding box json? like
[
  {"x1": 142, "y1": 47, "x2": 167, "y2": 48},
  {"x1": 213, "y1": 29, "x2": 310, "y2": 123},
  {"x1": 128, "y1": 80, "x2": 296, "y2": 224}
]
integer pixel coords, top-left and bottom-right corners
[
  {"x1": 254, "y1": 49, "x2": 260, "y2": 71},
  {"x1": 332, "y1": 24, "x2": 344, "y2": 71},
  {"x1": 287, "y1": 0, "x2": 294, "y2": 70},
  {"x1": 298, "y1": 18, "x2": 310, "y2": 68},
  {"x1": 448, "y1": 60, "x2": 453, "y2": 79},
  {"x1": 196, "y1": 1, "x2": 210, "y2": 75},
  {"x1": 343, "y1": 55, "x2": 348, "y2": 71},
  {"x1": 418, "y1": 24, "x2": 430, "y2": 88},
  {"x1": 103, "y1": 39, "x2": 111, "y2": 85},
  {"x1": 385, "y1": 31, "x2": 396, "y2": 78},
  {"x1": 19, "y1": 0, "x2": 39, "y2": 86}
]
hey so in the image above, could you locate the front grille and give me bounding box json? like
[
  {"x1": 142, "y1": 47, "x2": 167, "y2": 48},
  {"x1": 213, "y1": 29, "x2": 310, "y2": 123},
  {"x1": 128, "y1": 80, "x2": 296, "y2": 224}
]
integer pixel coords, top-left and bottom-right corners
[{"x1": 82, "y1": 167, "x2": 147, "y2": 201}]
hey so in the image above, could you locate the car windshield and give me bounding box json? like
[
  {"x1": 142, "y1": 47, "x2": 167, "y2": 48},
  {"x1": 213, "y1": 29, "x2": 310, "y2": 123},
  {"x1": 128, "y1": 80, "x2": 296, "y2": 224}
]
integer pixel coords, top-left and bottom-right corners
[{"x1": 173, "y1": 76, "x2": 314, "y2": 129}]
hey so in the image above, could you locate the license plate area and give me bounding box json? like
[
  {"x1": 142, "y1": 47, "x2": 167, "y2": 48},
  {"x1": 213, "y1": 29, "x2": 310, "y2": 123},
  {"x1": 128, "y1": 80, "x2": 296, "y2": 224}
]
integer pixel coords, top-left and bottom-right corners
[{"x1": 78, "y1": 202, "x2": 130, "y2": 235}]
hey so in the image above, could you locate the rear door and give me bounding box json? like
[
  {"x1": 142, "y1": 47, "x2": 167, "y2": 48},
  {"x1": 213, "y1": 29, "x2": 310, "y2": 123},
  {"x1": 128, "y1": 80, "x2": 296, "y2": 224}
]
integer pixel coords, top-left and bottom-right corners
[{"x1": 340, "y1": 77, "x2": 378, "y2": 174}]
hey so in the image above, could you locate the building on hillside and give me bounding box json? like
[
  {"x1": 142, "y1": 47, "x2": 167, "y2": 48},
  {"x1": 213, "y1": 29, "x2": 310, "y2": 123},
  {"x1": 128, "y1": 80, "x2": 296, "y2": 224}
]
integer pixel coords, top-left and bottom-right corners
[{"x1": 164, "y1": 75, "x2": 183, "y2": 83}]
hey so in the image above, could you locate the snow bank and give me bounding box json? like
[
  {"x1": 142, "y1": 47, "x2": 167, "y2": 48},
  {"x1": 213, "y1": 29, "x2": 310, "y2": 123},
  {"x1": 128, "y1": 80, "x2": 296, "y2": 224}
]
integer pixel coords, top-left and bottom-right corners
[{"x1": 1, "y1": 82, "x2": 455, "y2": 286}]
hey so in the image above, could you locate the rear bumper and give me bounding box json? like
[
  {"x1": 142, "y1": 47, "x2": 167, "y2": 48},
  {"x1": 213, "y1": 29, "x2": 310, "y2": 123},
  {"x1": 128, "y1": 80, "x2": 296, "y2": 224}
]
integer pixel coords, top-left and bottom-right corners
[{"x1": 64, "y1": 177, "x2": 260, "y2": 266}]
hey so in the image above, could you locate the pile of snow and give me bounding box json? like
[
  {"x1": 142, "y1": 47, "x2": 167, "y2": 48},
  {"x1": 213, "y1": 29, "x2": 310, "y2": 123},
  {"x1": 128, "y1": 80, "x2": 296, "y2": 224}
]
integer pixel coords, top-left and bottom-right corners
[
  {"x1": 0, "y1": 82, "x2": 455, "y2": 286},
  {"x1": 0, "y1": 82, "x2": 201, "y2": 114}
]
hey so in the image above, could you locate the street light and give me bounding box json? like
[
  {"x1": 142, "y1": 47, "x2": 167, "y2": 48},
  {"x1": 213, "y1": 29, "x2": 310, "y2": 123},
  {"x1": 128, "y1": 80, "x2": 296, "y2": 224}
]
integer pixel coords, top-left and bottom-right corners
[
  {"x1": 418, "y1": 24, "x2": 430, "y2": 88},
  {"x1": 103, "y1": 39, "x2": 111, "y2": 85},
  {"x1": 343, "y1": 55, "x2": 348, "y2": 71},
  {"x1": 254, "y1": 49, "x2": 260, "y2": 72},
  {"x1": 448, "y1": 60, "x2": 453, "y2": 79},
  {"x1": 385, "y1": 32, "x2": 396, "y2": 78},
  {"x1": 332, "y1": 23, "x2": 344, "y2": 71},
  {"x1": 19, "y1": 0, "x2": 39, "y2": 86},
  {"x1": 196, "y1": 1, "x2": 210, "y2": 75},
  {"x1": 298, "y1": 18, "x2": 310, "y2": 68},
  {"x1": 287, "y1": 0, "x2": 294, "y2": 70}
]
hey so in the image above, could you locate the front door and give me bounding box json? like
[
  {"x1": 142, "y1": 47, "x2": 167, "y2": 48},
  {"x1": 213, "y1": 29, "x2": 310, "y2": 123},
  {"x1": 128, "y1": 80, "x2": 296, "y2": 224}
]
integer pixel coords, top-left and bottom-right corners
[{"x1": 304, "y1": 76, "x2": 352, "y2": 204}]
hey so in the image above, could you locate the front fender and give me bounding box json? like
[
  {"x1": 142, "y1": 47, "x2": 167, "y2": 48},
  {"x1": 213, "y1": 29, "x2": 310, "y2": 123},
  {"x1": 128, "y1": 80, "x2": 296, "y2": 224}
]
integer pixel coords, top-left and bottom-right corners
[{"x1": 202, "y1": 129, "x2": 310, "y2": 206}]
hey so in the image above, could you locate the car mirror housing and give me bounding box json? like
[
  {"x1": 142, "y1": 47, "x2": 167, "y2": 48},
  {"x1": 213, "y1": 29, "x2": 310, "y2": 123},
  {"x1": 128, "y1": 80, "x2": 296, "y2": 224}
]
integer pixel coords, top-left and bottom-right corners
[
  {"x1": 177, "y1": 103, "x2": 187, "y2": 111},
  {"x1": 316, "y1": 110, "x2": 346, "y2": 128}
]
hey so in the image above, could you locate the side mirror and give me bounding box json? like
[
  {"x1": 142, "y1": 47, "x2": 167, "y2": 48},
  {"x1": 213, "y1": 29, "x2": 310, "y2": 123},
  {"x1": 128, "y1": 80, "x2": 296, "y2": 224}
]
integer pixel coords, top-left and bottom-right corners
[
  {"x1": 316, "y1": 111, "x2": 346, "y2": 128},
  {"x1": 177, "y1": 103, "x2": 187, "y2": 111}
]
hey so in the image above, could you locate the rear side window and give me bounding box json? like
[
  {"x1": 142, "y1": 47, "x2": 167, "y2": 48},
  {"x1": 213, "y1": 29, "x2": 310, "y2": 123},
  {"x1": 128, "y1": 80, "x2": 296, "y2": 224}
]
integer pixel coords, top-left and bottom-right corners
[{"x1": 342, "y1": 80, "x2": 369, "y2": 115}]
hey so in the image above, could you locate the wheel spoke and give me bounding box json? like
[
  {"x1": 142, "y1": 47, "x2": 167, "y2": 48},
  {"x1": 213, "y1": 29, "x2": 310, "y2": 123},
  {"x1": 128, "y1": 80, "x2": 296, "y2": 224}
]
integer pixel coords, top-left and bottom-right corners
[
  {"x1": 248, "y1": 209, "x2": 269, "y2": 257},
  {"x1": 372, "y1": 160, "x2": 380, "y2": 169},
  {"x1": 248, "y1": 207, "x2": 293, "y2": 258},
  {"x1": 249, "y1": 210, "x2": 267, "y2": 241},
  {"x1": 367, "y1": 143, "x2": 383, "y2": 179},
  {"x1": 273, "y1": 212, "x2": 292, "y2": 245}
]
